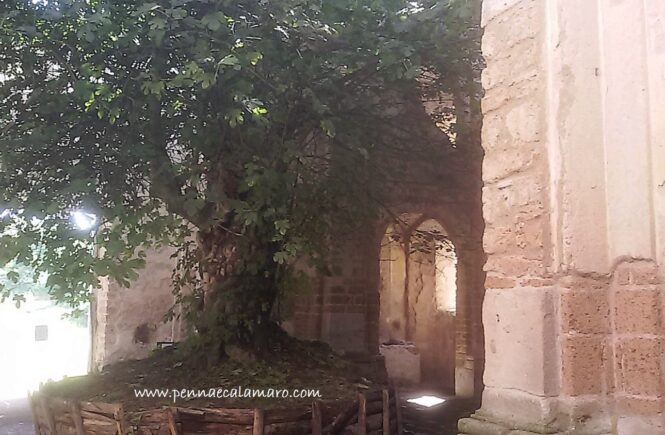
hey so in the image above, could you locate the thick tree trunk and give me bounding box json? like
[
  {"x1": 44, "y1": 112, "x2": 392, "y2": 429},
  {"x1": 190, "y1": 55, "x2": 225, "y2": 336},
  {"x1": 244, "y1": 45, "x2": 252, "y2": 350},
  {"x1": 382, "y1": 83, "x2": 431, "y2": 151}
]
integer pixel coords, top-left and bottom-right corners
[{"x1": 194, "y1": 223, "x2": 282, "y2": 364}]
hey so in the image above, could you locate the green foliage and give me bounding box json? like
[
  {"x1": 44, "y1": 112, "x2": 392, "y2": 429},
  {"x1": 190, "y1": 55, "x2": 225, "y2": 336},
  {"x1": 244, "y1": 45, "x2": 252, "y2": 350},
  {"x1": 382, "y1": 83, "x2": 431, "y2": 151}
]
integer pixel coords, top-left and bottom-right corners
[
  {"x1": 0, "y1": 0, "x2": 480, "y2": 349},
  {"x1": 0, "y1": 261, "x2": 49, "y2": 306}
]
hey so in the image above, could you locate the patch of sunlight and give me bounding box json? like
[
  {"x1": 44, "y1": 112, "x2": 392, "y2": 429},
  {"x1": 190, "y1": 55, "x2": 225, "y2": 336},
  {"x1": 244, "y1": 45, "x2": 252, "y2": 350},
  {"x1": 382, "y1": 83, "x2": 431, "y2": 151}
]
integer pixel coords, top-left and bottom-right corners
[
  {"x1": 71, "y1": 210, "x2": 97, "y2": 231},
  {"x1": 407, "y1": 395, "x2": 446, "y2": 408}
]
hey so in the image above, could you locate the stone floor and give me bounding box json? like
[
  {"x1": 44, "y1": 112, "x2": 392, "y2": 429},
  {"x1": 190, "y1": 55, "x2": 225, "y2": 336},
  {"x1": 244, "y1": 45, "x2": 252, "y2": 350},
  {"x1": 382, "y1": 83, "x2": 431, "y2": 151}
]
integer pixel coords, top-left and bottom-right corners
[
  {"x1": 400, "y1": 391, "x2": 479, "y2": 435},
  {"x1": 0, "y1": 398, "x2": 34, "y2": 435}
]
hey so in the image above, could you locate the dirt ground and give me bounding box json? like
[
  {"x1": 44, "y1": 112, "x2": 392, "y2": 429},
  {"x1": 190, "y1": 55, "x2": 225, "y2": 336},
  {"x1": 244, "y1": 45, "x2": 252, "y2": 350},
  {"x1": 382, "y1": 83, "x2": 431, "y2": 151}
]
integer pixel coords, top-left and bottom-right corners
[{"x1": 42, "y1": 337, "x2": 386, "y2": 412}]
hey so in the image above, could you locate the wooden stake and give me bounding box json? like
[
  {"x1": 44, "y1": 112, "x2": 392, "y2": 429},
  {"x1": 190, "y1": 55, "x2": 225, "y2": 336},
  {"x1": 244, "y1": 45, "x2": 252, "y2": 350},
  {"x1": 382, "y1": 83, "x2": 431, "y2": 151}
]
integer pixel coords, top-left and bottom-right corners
[
  {"x1": 69, "y1": 401, "x2": 86, "y2": 435},
  {"x1": 167, "y1": 407, "x2": 181, "y2": 435},
  {"x1": 382, "y1": 390, "x2": 390, "y2": 435},
  {"x1": 38, "y1": 395, "x2": 56, "y2": 435},
  {"x1": 311, "y1": 400, "x2": 322, "y2": 435},
  {"x1": 252, "y1": 409, "x2": 265, "y2": 435},
  {"x1": 357, "y1": 393, "x2": 367, "y2": 435},
  {"x1": 114, "y1": 405, "x2": 128, "y2": 435},
  {"x1": 393, "y1": 389, "x2": 403, "y2": 435}
]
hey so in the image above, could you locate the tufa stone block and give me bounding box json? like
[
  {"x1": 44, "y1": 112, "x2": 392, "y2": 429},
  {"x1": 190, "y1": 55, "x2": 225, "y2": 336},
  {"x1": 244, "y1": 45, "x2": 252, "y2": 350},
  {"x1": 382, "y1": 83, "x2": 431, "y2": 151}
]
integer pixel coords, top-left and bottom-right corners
[{"x1": 561, "y1": 336, "x2": 605, "y2": 396}]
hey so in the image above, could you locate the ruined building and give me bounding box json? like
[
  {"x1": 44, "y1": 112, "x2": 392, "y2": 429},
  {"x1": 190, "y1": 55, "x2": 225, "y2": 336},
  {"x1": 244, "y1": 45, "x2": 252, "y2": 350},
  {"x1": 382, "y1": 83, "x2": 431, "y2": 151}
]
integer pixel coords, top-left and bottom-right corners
[{"x1": 91, "y1": 0, "x2": 665, "y2": 433}]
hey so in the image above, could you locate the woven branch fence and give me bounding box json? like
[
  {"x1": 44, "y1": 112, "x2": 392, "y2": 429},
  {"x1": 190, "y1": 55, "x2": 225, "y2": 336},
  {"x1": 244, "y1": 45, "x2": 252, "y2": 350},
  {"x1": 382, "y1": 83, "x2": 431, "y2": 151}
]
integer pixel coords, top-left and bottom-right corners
[{"x1": 30, "y1": 388, "x2": 403, "y2": 435}]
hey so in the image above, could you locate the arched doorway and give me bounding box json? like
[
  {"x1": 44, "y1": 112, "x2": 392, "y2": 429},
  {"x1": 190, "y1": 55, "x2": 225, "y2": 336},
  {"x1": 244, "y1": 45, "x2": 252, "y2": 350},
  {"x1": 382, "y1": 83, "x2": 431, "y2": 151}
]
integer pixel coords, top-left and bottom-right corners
[{"x1": 378, "y1": 216, "x2": 458, "y2": 393}]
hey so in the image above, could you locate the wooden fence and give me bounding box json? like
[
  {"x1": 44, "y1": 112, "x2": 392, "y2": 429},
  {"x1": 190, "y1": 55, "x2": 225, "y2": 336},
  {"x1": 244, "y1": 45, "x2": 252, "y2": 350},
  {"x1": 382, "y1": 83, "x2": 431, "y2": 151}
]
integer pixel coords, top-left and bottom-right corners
[{"x1": 30, "y1": 389, "x2": 403, "y2": 435}]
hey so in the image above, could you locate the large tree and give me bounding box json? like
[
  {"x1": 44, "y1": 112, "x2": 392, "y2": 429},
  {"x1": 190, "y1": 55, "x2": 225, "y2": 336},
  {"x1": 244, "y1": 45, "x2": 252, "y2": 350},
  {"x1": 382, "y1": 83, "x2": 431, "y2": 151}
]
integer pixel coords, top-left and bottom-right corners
[{"x1": 0, "y1": 0, "x2": 480, "y2": 359}]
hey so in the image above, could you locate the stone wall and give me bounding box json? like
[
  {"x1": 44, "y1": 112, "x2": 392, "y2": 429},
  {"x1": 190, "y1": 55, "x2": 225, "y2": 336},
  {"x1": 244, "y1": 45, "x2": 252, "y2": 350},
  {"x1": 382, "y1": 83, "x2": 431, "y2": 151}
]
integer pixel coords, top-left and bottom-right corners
[
  {"x1": 286, "y1": 117, "x2": 486, "y2": 397},
  {"x1": 91, "y1": 247, "x2": 186, "y2": 369},
  {"x1": 376, "y1": 219, "x2": 458, "y2": 391},
  {"x1": 461, "y1": 0, "x2": 665, "y2": 433}
]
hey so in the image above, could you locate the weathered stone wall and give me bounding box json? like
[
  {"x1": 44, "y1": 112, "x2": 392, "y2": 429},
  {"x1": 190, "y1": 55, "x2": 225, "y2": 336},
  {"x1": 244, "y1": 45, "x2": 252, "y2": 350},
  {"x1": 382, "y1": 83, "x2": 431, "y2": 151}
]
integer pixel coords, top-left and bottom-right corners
[
  {"x1": 287, "y1": 123, "x2": 486, "y2": 397},
  {"x1": 461, "y1": 0, "x2": 665, "y2": 433},
  {"x1": 91, "y1": 247, "x2": 186, "y2": 369},
  {"x1": 376, "y1": 219, "x2": 458, "y2": 391}
]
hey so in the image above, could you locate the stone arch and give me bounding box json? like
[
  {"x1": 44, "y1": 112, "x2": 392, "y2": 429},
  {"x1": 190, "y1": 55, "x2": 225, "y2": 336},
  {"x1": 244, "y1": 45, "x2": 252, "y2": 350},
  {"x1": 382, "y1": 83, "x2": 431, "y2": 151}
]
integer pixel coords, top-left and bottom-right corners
[
  {"x1": 282, "y1": 62, "x2": 486, "y2": 403},
  {"x1": 376, "y1": 211, "x2": 478, "y2": 396}
]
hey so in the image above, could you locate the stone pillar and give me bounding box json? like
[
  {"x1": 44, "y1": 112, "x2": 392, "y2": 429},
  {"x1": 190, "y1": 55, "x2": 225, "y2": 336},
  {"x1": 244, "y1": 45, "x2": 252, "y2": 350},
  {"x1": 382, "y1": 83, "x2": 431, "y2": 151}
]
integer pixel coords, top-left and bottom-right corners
[
  {"x1": 461, "y1": 0, "x2": 562, "y2": 432},
  {"x1": 460, "y1": 0, "x2": 665, "y2": 433}
]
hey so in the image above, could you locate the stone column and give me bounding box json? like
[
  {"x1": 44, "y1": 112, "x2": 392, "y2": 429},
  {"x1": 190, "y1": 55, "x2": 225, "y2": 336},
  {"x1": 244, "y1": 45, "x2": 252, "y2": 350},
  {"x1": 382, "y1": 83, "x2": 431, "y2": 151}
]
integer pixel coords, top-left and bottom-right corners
[{"x1": 460, "y1": 0, "x2": 665, "y2": 433}]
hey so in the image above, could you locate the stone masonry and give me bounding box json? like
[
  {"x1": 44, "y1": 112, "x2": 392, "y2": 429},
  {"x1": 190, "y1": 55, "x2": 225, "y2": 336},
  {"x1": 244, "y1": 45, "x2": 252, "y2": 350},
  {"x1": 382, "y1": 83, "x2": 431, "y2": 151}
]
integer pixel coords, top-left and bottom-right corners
[
  {"x1": 460, "y1": 0, "x2": 665, "y2": 433},
  {"x1": 89, "y1": 1, "x2": 665, "y2": 433}
]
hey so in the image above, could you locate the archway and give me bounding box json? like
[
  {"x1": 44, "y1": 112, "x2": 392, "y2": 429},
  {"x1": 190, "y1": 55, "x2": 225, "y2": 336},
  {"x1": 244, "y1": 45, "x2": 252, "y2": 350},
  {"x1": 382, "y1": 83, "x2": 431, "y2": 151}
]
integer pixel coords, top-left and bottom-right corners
[{"x1": 378, "y1": 217, "x2": 458, "y2": 393}]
